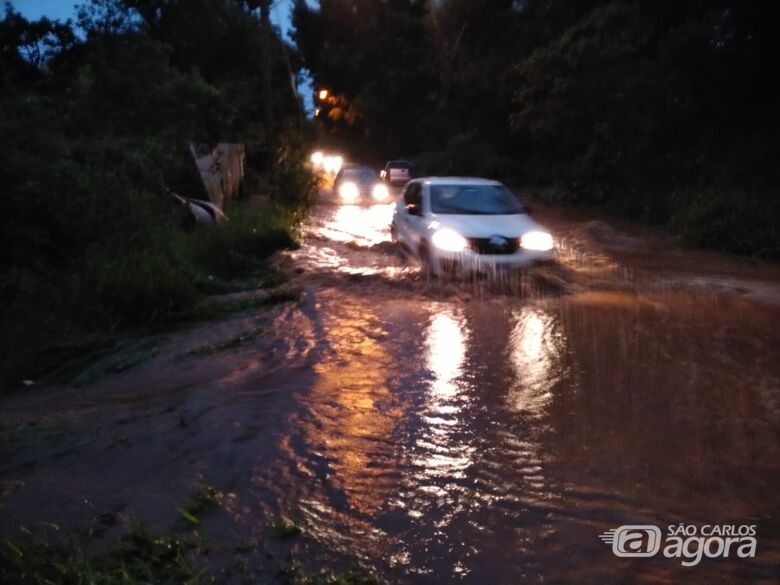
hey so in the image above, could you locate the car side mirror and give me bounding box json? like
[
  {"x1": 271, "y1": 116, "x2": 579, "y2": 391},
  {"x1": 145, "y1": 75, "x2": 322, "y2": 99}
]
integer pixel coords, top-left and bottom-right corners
[{"x1": 407, "y1": 204, "x2": 422, "y2": 216}]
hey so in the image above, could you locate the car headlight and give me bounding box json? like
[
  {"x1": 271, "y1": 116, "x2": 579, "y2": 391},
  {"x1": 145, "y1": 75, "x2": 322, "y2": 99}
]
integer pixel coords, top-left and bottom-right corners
[
  {"x1": 372, "y1": 183, "x2": 389, "y2": 201},
  {"x1": 520, "y1": 231, "x2": 554, "y2": 251},
  {"x1": 339, "y1": 181, "x2": 359, "y2": 202},
  {"x1": 432, "y1": 228, "x2": 468, "y2": 252}
]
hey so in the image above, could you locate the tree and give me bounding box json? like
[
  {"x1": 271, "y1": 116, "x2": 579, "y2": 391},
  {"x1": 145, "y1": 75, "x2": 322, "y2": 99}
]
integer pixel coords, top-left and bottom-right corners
[
  {"x1": 0, "y1": 3, "x2": 75, "y2": 88},
  {"x1": 293, "y1": 0, "x2": 434, "y2": 160}
]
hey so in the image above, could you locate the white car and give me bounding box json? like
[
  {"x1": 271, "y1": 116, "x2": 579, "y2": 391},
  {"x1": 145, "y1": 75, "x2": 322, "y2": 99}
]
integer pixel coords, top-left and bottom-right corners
[{"x1": 390, "y1": 177, "x2": 554, "y2": 274}]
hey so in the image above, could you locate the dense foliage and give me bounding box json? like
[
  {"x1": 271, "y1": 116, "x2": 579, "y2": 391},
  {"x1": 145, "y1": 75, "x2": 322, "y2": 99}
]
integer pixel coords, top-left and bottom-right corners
[
  {"x1": 0, "y1": 0, "x2": 312, "y2": 388},
  {"x1": 294, "y1": 0, "x2": 779, "y2": 256}
]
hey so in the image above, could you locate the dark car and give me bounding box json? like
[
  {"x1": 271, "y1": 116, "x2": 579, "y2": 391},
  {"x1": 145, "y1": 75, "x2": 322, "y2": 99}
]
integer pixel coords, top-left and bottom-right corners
[
  {"x1": 381, "y1": 160, "x2": 417, "y2": 186},
  {"x1": 333, "y1": 165, "x2": 390, "y2": 203}
]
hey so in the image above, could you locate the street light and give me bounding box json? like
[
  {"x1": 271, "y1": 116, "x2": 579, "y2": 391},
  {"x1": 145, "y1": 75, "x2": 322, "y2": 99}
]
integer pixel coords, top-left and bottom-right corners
[{"x1": 318, "y1": 89, "x2": 329, "y2": 101}]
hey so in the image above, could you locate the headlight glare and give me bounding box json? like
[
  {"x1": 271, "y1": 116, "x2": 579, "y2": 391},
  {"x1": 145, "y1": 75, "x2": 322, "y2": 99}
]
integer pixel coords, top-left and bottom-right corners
[
  {"x1": 324, "y1": 155, "x2": 343, "y2": 174},
  {"x1": 432, "y1": 228, "x2": 468, "y2": 252},
  {"x1": 372, "y1": 183, "x2": 390, "y2": 201},
  {"x1": 339, "y1": 181, "x2": 359, "y2": 202},
  {"x1": 521, "y1": 231, "x2": 554, "y2": 251}
]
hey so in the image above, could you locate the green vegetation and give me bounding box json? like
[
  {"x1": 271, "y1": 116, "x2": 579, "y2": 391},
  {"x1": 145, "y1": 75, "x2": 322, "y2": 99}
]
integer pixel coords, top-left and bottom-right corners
[
  {"x1": 1, "y1": 524, "x2": 196, "y2": 585},
  {"x1": 178, "y1": 484, "x2": 223, "y2": 526},
  {"x1": 0, "y1": 505, "x2": 380, "y2": 585},
  {"x1": 294, "y1": 0, "x2": 779, "y2": 257},
  {"x1": 272, "y1": 517, "x2": 303, "y2": 539},
  {"x1": 0, "y1": 1, "x2": 317, "y2": 390}
]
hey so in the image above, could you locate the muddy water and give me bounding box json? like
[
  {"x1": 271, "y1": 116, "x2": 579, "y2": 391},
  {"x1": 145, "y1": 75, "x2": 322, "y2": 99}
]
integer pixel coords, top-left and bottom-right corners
[{"x1": 2, "y1": 200, "x2": 780, "y2": 583}]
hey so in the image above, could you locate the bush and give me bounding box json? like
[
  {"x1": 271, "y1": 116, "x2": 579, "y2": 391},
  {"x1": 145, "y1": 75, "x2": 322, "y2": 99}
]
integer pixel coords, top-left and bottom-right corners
[
  {"x1": 84, "y1": 247, "x2": 200, "y2": 325},
  {"x1": 269, "y1": 125, "x2": 319, "y2": 208},
  {"x1": 0, "y1": 202, "x2": 300, "y2": 389},
  {"x1": 51, "y1": 203, "x2": 300, "y2": 327},
  {"x1": 0, "y1": 3, "x2": 312, "y2": 391},
  {"x1": 669, "y1": 188, "x2": 780, "y2": 258},
  {"x1": 185, "y1": 204, "x2": 300, "y2": 281}
]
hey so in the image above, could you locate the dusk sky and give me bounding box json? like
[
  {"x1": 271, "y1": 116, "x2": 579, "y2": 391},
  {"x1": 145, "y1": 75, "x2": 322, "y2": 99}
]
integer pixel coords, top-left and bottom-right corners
[
  {"x1": 13, "y1": 0, "x2": 295, "y2": 37},
  {"x1": 13, "y1": 0, "x2": 74, "y2": 23}
]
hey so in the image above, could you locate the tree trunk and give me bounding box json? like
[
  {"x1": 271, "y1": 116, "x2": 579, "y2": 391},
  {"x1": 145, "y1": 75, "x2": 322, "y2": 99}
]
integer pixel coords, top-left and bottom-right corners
[{"x1": 259, "y1": 0, "x2": 274, "y2": 141}]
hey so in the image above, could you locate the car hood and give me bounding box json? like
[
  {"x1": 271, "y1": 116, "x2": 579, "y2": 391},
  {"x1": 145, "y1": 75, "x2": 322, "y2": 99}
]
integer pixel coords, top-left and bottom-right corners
[
  {"x1": 430, "y1": 213, "x2": 546, "y2": 238},
  {"x1": 344, "y1": 178, "x2": 379, "y2": 189}
]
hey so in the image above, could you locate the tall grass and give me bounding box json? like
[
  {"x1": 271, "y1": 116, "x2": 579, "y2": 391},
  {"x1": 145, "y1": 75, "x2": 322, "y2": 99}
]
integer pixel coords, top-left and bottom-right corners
[
  {"x1": 0, "y1": 203, "x2": 301, "y2": 390},
  {"x1": 185, "y1": 204, "x2": 301, "y2": 281}
]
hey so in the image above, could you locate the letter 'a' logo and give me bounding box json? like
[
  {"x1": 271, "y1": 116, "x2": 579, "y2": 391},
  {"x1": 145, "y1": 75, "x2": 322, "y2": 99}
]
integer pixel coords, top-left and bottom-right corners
[{"x1": 599, "y1": 525, "x2": 662, "y2": 557}]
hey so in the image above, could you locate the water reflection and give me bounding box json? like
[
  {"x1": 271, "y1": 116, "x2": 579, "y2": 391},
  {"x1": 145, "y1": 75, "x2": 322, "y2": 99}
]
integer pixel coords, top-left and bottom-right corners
[
  {"x1": 412, "y1": 308, "x2": 475, "y2": 497},
  {"x1": 500, "y1": 306, "x2": 569, "y2": 507},
  {"x1": 296, "y1": 297, "x2": 404, "y2": 517},
  {"x1": 427, "y1": 312, "x2": 466, "y2": 400},
  {"x1": 507, "y1": 308, "x2": 566, "y2": 416},
  {"x1": 315, "y1": 203, "x2": 394, "y2": 247}
]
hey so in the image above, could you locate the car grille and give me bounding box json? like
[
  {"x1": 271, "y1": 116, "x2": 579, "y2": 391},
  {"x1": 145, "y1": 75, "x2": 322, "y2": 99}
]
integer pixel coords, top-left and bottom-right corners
[{"x1": 467, "y1": 236, "x2": 521, "y2": 255}]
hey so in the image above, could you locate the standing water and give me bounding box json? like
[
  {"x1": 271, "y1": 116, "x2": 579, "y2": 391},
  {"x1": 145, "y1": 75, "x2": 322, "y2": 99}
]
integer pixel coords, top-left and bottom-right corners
[{"x1": 1, "y1": 199, "x2": 779, "y2": 583}]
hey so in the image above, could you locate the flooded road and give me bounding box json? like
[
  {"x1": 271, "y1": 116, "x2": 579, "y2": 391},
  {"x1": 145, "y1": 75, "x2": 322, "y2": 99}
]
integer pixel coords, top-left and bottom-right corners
[{"x1": 2, "y1": 199, "x2": 780, "y2": 583}]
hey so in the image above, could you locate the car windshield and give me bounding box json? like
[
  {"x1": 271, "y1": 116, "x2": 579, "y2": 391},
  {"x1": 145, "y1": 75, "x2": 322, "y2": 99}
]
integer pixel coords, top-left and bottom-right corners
[
  {"x1": 343, "y1": 168, "x2": 375, "y2": 181},
  {"x1": 430, "y1": 184, "x2": 524, "y2": 215}
]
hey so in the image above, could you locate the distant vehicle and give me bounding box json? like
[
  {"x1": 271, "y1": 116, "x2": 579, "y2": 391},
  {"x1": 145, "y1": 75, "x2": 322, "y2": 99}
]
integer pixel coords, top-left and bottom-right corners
[
  {"x1": 391, "y1": 177, "x2": 554, "y2": 275},
  {"x1": 333, "y1": 165, "x2": 390, "y2": 204},
  {"x1": 380, "y1": 160, "x2": 417, "y2": 186}
]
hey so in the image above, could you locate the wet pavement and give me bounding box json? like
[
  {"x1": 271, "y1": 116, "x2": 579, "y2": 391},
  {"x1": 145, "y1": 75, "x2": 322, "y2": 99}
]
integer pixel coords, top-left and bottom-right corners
[{"x1": 2, "y1": 198, "x2": 780, "y2": 583}]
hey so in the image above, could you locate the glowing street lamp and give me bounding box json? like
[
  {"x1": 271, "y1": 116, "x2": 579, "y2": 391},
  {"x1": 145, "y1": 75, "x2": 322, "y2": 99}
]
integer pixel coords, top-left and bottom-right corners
[{"x1": 318, "y1": 89, "x2": 329, "y2": 101}]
